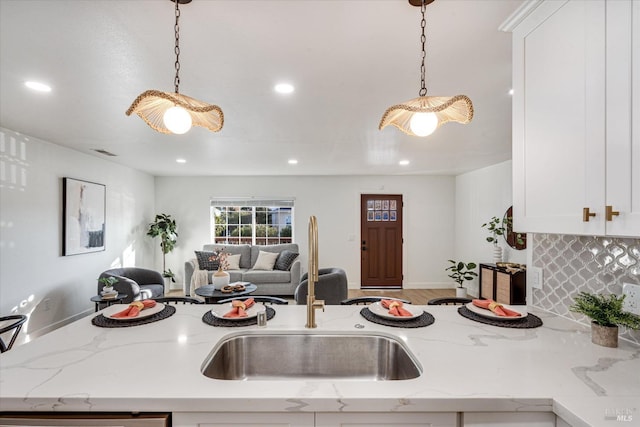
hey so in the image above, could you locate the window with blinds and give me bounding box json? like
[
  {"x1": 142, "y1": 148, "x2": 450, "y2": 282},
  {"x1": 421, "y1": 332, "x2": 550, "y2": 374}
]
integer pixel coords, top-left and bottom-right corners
[{"x1": 210, "y1": 199, "x2": 294, "y2": 245}]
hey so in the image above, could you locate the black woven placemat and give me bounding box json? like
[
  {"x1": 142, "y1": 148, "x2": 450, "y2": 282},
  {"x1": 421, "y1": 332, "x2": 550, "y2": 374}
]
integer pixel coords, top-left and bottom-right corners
[
  {"x1": 202, "y1": 306, "x2": 276, "y2": 327},
  {"x1": 360, "y1": 307, "x2": 435, "y2": 328},
  {"x1": 92, "y1": 305, "x2": 176, "y2": 328},
  {"x1": 457, "y1": 306, "x2": 543, "y2": 328}
]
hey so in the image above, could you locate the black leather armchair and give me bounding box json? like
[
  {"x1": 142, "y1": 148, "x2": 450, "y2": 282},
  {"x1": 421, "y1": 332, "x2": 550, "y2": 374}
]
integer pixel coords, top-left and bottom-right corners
[
  {"x1": 98, "y1": 267, "x2": 165, "y2": 304},
  {"x1": 295, "y1": 267, "x2": 348, "y2": 305}
]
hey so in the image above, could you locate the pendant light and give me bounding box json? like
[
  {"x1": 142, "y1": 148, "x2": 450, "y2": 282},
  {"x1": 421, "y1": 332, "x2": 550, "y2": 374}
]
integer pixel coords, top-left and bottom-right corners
[
  {"x1": 379, "y1": 0, "x2": 473, "y2": 137},
  {"x1": 126, "y1": 0, "x2": 223, "y2": 135}
]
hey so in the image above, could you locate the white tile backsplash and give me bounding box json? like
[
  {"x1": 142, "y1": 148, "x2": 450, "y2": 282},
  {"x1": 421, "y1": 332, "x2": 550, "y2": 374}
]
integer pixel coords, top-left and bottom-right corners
[{"x1": 532, "y1": 233, "x2": 640, "y2": 344}]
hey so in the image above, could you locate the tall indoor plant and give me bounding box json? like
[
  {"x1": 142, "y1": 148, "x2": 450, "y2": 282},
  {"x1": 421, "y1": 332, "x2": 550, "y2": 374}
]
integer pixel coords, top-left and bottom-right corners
[
  {"x1": 445, "y1": 260, "x2": 478, "y2": 298},
  {"x1": 570, "y1": 291, "x2": 640, "y2": 348},
  {"x1": 147, "y1": 213, "x2": 178, "y2": 284}
]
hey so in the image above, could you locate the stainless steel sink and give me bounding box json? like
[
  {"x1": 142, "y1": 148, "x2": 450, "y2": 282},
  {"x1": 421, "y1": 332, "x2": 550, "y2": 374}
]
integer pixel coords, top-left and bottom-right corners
[{"x1": 201, "y1": 331, "x2": 422, "y2": 380}]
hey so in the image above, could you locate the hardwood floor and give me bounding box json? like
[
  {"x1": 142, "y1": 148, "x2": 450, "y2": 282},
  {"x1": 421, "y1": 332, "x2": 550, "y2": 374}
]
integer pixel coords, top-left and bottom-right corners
[{"x1": 167, "y1": 288, "x2": 456, "y2": 305}]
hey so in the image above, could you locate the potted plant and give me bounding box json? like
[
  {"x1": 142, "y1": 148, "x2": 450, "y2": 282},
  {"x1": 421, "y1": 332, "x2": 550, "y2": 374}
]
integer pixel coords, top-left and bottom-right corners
[
  {"x1": 98, "y1": 277, "x2": 118, "y2": 294},
  {"x1": 481, "y1": 216, "x2": 507, "y2": 263},
  {"x1": 570, "y1": 291, "x2": 640, "y2": 348},
  {"x1": 147, "y1": 213, "x2": 178, "y2": 286},
  {"x1": 445, "y1": 260, "x2": 478, "y2": 298}
]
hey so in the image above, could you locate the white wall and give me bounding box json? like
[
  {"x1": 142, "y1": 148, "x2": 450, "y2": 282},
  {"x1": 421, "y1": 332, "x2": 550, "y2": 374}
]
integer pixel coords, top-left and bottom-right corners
[
  {"x1": 155, "y1": 175, "x2": 456, "y2": 290},
  {"x1": 0, "y1": 127, "x2": 155, "y2": 343},
  {"x1": 454, "y1": 160, "x2": 527, "y2": 296}
]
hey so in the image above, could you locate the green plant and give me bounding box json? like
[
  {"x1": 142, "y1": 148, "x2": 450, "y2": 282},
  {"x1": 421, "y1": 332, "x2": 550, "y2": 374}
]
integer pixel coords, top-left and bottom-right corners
[
  {"x1": 147, "y1": 213, "x2": 178, "y2": 278},
  {"x1": 445, "y1": 260, "x2": 478, "y2": 288},
  {"x1": 98, "y1": 277, "x2": 118, "y2": 288},
  {"x1": 481, "y1": 216, "x2": 506, "y2": 245},
  {"x1": 570, "y1": 292, "x2": 640, "y2": 329},
  {"x1": 163, "y1": 268, "x2": 176, "y2": 283}
]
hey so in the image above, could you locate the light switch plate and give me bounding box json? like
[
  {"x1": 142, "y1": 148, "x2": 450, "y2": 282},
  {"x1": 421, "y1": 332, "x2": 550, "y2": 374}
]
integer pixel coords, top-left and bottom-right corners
[
  {"x1": 529, "y1": 267, "x2": 543, "y2": 289},
  {"x1": 622, "y1": 282, "x2": 640, "y2": 315}
]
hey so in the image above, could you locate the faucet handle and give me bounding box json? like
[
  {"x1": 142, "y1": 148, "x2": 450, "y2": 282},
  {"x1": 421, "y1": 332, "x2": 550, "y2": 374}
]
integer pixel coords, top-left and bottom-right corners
[{"x1": 314, "y1": 299, "x2": 325, "y2": 312}]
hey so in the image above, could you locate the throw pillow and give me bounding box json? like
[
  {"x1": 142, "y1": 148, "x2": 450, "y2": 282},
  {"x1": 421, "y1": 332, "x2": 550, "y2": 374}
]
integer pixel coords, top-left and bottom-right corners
[
  {"x1": 194, "y1": 251, "x2": 219, "y2": 271},
  {"x1": 275, "y1": 249, "x2": 299, "y2": 271},
  {"x1": 253, "y1": 250, "x2": 279, "y2": 270},
  {"x1": 225, "y1": 253, "x2": 241, "y2": 270}
]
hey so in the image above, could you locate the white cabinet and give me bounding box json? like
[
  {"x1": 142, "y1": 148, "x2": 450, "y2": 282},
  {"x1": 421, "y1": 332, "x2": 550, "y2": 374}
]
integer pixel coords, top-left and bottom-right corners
[
  {"x1": 173, "y1": 412, "x2": 457, "y2": 427},
  {"x1": 172, "y1": 412, "x2": 314, "y2": 427},
  {"x1": 509, "y1": 0, "x2": 640, "y2": 237},
  {"x1": 464, "y1": 411, "x2": 555, "y2": 427},
  {"x1": 316, "y1": 412, "x2": 457, "y2": 427}
]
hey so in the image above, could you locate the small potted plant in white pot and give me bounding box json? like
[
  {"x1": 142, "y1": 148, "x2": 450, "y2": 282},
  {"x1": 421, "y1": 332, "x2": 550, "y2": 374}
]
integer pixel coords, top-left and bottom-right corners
[
  {"x1": 445, "y1": 260, "x2": 478, "y2": 298},
  {"x1": 98, "y1": 277, "x2": 118, "y2": 297},
  {"x1": 570, "y1": 291, "x2": 640, "y2": 348}
]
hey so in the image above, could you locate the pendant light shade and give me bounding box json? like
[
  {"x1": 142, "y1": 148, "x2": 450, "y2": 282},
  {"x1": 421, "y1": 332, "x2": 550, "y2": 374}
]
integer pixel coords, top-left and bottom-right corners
[
  {"x1": 379, "y1": 0, "x2": 473, "y2": 137},
  {"x1": 127, "y1": 90, "x2": 223, "y2": 134},
  {"x1": 126, "y1": 0, "x2": 223, "y2": 135},
  {"x1": 380, "y1": 95, "x2": 473, "y2": 137}
]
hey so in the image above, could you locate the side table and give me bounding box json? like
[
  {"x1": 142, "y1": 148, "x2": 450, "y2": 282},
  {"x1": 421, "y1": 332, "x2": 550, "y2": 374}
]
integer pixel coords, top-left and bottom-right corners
[{"x1": 90, "y1": 294, "x2": 128, "y2": 312}]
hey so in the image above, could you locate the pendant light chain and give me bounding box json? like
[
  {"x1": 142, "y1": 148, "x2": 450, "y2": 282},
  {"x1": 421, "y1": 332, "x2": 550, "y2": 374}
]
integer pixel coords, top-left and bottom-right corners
[
  {"x1": 418, "y1": 0, "x2": 427, "y2": 97},
  {"x1": 173, "y1": 0, "x2": 181, "y2": 94}
]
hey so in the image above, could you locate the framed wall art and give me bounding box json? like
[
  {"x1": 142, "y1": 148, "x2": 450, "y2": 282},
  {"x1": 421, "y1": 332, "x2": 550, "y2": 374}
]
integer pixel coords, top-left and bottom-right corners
[{"x1": 63, "y1": 177, "x2": 106, "y2": 255}]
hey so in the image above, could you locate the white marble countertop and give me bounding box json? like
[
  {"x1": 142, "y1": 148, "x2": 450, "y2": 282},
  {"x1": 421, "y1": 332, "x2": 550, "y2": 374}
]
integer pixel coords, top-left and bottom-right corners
[{"x1": 1, "y1": 304, "x2": 639, "y2": 427}]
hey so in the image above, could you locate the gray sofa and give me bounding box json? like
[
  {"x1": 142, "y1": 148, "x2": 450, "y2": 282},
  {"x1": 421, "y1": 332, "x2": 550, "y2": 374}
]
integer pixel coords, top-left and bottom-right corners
[{"x1": 184, "y1": 243, "x2": 301, "y2": 297}]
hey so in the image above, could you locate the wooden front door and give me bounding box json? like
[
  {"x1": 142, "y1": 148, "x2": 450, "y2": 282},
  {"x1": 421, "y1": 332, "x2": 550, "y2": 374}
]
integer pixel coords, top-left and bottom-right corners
[{"x1": 360, "y1": 194, "x2": 403, "y2": 289}]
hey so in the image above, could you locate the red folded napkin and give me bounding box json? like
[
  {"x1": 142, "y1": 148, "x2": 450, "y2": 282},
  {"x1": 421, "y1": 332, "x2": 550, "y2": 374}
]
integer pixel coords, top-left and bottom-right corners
[
  {"x1": 224, "y1": 298, "x2": 255, "y2": 318},
  {"x1": 111, "y1": 300, "x2": 157, "y2": 318},
  {"x1": 472, "y1": 299, "x2": 521, "y2": 317},
  {"x1": 380, "y1": 299, "x2": 413, "y2": 317}
]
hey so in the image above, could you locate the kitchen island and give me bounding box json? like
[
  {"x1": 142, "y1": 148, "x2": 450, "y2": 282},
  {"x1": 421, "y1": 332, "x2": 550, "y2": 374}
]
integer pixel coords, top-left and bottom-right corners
[{"x1": 1, "y1": 304, "x2": 639, "y2": 427}]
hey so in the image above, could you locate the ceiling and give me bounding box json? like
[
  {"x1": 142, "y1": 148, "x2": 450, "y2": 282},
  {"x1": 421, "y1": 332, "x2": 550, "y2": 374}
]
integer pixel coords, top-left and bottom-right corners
[{"x1": 0, "y1": 0, "x2": 523, "y2": 177}]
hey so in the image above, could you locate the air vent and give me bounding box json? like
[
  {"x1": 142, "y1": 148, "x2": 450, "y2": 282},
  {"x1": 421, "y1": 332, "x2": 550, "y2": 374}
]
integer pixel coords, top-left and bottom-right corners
[{"x1": 92, "y1": 149, "x2": 117, "y2": 157}]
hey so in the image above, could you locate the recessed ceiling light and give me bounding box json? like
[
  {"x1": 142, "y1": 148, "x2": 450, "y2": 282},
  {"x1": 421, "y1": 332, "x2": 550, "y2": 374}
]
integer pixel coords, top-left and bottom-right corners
[
  {"x1": 275, "y1": 83, "x2": 295, "y2": 94},
  {"x1": 508, "y1": 88, "x2": 514, "y2": 96},
  {"x1": 399, "y1": 160, "x2": 410, "y2": 166},
  {"x1": 176, "y1": 158, "x2": 187, "y2": 164},
  {"x1": 288, "y1": 159, "x2": 298, "y2": 165},
  {"x1": 24, "y1": 81, "x2": 52, "y2": 92}
]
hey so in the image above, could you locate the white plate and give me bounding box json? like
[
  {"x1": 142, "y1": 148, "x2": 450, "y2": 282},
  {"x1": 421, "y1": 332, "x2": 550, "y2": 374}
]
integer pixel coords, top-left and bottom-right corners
[
  {"x1": 465, "y1": 302, "x2": 527, "y2": 320},
  {"x1": 102, "y1": 303, "x2": 165, "y2": 321},
  {"x1": 210, "y1": 301, "x2": 266, "y2": 321},
  {"x1": 368, "y1": 301, "x2": 423, "y2": 320}
]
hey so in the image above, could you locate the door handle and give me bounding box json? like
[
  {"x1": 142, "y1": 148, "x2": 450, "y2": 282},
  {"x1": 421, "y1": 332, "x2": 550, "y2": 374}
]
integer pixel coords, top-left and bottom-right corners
[
  {"x1": 361, "y1": 246, "x2": 367, "y2": 251},
  {"x1": 605, "y1": 205, "x2": 620, "y2": 221},
  {"x1": 582, "y1": 207, "x2": 596, "y2": 222}
]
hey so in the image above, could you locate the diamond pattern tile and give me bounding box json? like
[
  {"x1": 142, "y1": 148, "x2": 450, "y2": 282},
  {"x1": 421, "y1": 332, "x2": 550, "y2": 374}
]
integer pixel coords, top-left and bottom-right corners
[{"x1": 532, "y1": 234, "x2": 640, "y2": 345}]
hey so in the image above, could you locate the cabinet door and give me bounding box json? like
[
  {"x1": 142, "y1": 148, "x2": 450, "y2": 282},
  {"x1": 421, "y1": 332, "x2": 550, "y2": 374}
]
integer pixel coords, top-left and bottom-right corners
[
  {"x1": 316, "y1": 412, "x2": 457, "y2": 427},
  {"x1": 605, "y1": 0, "x2": 640, "y2": 237},
  {"x1": 464, "y1": 412, "x2": 555, "y2": 427},
  {"x1": 495, "y1": 272, "x2": 511, "y2": 304},
  {"x1": 512, "y1": 0, "x2": 606, "y2": 235},
  {"x1": 173, "y1": 412, "x2": 314, "y2": 427},
  {"x1": 480, "y1": 266, "x2": 495, "y2": 300}
]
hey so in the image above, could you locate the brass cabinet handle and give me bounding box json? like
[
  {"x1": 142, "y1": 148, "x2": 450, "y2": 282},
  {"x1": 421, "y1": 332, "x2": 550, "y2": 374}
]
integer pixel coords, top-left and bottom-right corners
[
  {"x1": 605, "y1": 205, "x2": 620, "y2": 221},
  {"x1": 583, "y1": 207, "x2": 596, "y2": 222}
]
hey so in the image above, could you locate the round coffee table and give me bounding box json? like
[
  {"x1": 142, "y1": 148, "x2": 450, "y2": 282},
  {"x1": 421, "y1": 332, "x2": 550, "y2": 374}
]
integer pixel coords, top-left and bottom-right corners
[
  {"x1": 90, "y1": 294, "x2": 128, "y2": 312},
  {"x1": 195, "y1": 283, "x2": 257, "y2": 303}
]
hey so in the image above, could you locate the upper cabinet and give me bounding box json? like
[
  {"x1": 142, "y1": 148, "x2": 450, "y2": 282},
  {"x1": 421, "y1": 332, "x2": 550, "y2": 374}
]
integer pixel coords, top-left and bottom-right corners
[{"x1": 505, "y1": 0, "x2": 639, "y2": 237}]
